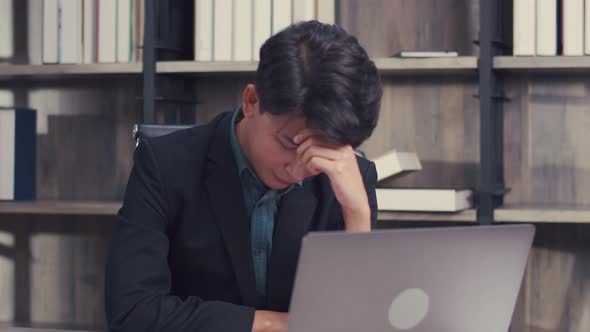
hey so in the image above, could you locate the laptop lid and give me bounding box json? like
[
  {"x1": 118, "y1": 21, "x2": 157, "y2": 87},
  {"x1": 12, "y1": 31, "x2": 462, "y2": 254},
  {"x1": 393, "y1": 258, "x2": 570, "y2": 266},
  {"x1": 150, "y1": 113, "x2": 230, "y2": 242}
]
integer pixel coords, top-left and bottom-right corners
[{"x1": 287, "y1": 224, "x2": 535, "y2": 332}]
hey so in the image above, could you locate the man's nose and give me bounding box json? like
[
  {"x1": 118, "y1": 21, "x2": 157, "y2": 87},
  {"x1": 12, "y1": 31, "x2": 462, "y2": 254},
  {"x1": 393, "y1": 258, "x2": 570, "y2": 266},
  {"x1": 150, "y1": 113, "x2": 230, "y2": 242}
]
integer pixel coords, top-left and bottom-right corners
[{"x1": 285, "y1": 158, "x2": 307, "y2": 182}]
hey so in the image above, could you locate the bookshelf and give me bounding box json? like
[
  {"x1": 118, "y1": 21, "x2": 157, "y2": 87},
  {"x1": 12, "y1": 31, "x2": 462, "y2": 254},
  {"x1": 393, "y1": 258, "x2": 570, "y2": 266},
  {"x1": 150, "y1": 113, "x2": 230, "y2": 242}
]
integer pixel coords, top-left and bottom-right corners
[
  {"x1": 0, "y1": 201, "x2": 121, "y2": 216},
  {"x1": 0, "y1": 57, "x2": 478, "y2": 78},
  {"x1": 495, "y1": 55, "x2": 590, "y2": 70},
  {"x1": 0, "y1": 0, "x2": 588, "y2": 331}
]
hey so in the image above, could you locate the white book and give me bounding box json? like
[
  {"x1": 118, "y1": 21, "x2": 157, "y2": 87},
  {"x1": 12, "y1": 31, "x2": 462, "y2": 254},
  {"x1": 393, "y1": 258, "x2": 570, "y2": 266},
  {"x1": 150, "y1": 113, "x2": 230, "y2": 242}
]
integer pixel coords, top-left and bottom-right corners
[
  {"x1": 563, "y1": 0, "x2": 584, "y2": 55},
  {"x1": 513, "y1": 0, "x2": 536, "y2": 56},
  {"x1": 586, "y1": 0, "x2": 590, "y2": 54},
  {"x1": 316, "y1": 0, "x2": 335, "y2": 24},
  {"x1": 372, "y1": 150, "x2": 422, "y2": 182},
  {"x1": 233, "y1": 0, "x2": 253, "y2": 61},
  {"x1": 253, "y1": 0, "x2": 271, "y2": 61},
  {"x1": 536, "y1": 0, "x2": 557, "y2": 55},
  {"x1": 98, "y1": 0, "x2": 117, "y2": 63},
  {"x1": 272, "y1": 0, "x2": 292, "y2": 35},
  {"x1": 213, "y1": 0, "x2": 232, "y2": 61},
  {"x1": 0, "y1": 108, "x2": 36, "y2": 201},
  {"x1": 28, "y1": 0, "x2": 44, "y2": 64},
  {"x1": 293, "y1": 0, "x2": 315, "y2": 23},
  {"x1": 195, "y1": 0, "x2": 213, "y2": 61},
  {"x1": 117, "y1": 0, "x2": 132, "y2": 62},
  {"x1": 394, "y1": 51, "x2": 458, "y2": 58},
  {"x1": 376, "y1": 188, "x2": 473, "y2": 212},
  {"x1": 43, "y1": 0, "x2": 59, "y2": 63},
  {"x1": 83, "y1": 0, "x2": 96, "y2": 63},
  {"x1": 0, "y1": 0, "x2": 13, "y2": 59},
  {"x1": 59, "y1": 0, "x2": 82, "y2": 64}
]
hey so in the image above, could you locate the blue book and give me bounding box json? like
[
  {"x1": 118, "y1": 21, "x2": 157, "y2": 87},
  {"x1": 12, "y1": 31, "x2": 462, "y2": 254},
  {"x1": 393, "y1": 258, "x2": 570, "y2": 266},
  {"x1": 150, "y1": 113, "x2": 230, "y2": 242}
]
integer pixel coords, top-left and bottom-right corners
[{"x1": 0, "y1": 108, "x2": 36, "y2": 201}]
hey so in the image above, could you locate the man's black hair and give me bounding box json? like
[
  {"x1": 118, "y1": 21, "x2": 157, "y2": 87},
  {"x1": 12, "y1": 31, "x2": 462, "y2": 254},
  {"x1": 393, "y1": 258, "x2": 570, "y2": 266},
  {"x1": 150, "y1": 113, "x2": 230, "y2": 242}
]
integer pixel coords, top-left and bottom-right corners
[{"x1": 255, "y1": 20, "x2": 382, "y2": 148}]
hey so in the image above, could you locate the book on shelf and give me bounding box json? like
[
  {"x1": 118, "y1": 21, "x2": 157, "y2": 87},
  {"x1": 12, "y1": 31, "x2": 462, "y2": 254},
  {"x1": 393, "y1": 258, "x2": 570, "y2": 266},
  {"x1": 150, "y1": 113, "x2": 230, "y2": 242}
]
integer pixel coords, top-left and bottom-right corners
[
  {"x1": 293, "y1": 0, "x2": 315, "y2": 23},
  {"x1": 376, "y1": 188, "x2": 473, "y2": 212},
  {"x1": 233, "y1": 0, "x2": 253, "y2": 61},
  {"x1": 83, "y1": 0, "x2": 97, "y2": 63},
  {"x1": 536, "y1": 0, "x2": 557, "y2": 56},
  {"x1": 316, "y1": 0, "x2": 335, "y2": 24},
  {"x1": 563, "y1": 0, "x2": 584, "y2": 55},
  {"x1": 0, "y1": 0, "x2": 14, "y2": 60},
  {"x1": 116, "y1": 0, "x2": 133, "y2": 63},
  {"x1": 586, "y1": 0, "x2": 590, "y2": 54},
  {"x1": 213, "y1": 0, "x2": 232, "y2": 61},
  {"x1": 28, "y1": 0, "x2": 44, "y2": 64},
  {"x1": 513, "y1": 0, "x2": 535, "y2": 56},
  {"x1": 392, "y1": 51, "x2": 459, "y2": 58},
  {"x1": 253, "y1": 0, "x2": 271, "y2": 61},
  {"x1": 272, "y1": 0, "x2": 292, "y2": 35},
  {"x1": 43, "y1": 0, "x2": 59, "y2": 63},
  {"x1": 59, "y1": 0, "x2": 83, "y2": 64},
  {"x1": 0, "y1": 108, "x2": 36, "y2": 201},
  {"x1": 98, "y1": 0, "x2": 117, "y2": 63},
  {"x1": 373, "y1": 150, "x2": 422, "y2": 182},
  {"x1": 194, "y1": 0, "x2": 213, "y2": 61}
]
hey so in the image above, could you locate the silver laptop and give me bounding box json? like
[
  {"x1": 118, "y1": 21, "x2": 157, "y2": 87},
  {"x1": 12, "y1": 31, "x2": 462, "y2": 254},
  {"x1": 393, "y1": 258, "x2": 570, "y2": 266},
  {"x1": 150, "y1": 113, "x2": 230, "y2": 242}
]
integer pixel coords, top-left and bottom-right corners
[{"x1": 287, "y1": 224, "x2": 535, "y2": 332}]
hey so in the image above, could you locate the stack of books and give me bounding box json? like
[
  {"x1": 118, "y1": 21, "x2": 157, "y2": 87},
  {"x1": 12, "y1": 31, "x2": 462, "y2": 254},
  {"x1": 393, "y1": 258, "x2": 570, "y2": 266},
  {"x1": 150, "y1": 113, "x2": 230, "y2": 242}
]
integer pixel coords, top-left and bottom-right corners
[{"x1": 372, "y1": 149, "x2": 473, "y2": 212}]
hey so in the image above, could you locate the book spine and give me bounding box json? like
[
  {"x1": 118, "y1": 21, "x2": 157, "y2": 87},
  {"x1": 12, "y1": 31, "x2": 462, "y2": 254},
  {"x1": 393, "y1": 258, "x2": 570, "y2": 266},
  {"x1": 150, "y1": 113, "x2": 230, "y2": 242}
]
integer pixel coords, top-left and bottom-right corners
[
  {"x1": 316, "y1": 0, "x2": 335, "y2": 24},
  {"x1": 98, "y1": 0, "x2": 117, "y2": 63},
  {"x1": 293, "y1": 0, "x2": 315, "y2": 23},
  {"x1": 43, "y1": 0, "x2": 59, "y2": 63},
  {"x1": 253, "y1": 0, "x2": 271, "y2": 61},
  {"x1": 28, "y1": 0, "x2": 44, "y2": 64},
  {"x1": 233, "y1": 0, "x2": 253, "y2": 61},
  {"x1": 536, "y1": 0, "x2": 557, "y2": 55},
  {"x1": 563, "y1": 0, "x2": 584, "y2": 55},
  {"x1": 0, "y1": 0, "x2": 14, "y2": 59},
  {"x1": 213, "y1": 0, "x2": 233, "y2": 61},
  {"x1": 117, "y1": 0, "x2": 132, "y2": 62},
  {"x1": 272, "y1": 0, "x2": 292, "y2": 35},
  {"x1": 513, "y1": 0, "x2": 536, "y2": 56}
]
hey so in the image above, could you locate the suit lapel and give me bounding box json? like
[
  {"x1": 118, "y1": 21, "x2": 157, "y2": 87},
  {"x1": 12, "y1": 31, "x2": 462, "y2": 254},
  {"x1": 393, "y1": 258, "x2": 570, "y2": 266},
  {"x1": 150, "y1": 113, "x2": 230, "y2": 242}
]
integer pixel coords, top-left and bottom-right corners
[
  {"x1": 205, "y1": 113, "x2": 261, "y2": 307},
  {"x1": 267, "y1": 181, "x2": 318, "y2": 311}
]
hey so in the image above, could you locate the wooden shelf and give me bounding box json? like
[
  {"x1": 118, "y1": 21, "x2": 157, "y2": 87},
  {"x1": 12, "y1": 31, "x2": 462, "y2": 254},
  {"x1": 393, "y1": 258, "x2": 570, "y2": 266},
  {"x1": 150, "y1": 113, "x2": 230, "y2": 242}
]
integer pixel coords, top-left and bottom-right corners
[
  {"x1": 0, "y1": 201, "x2": 121, "y2": 216},
  {"x1": 494, "y1": 56, "x2": 590, "y2": 71},
  {"x1": 159, "y1": 57, "x2": 478, "y2": 75},
  {"x1": 0, "y1": 63, "x2": 142, "y2": 78},
  {"x1": 373, "y1": 56, "x2": 477, "y2": 74},
  {"x1": 0, "y1": 57, "x2": 478, "y2": 78},
  {"x1": 378, "y1": 206, "x2": 590, "y2": 224},
  {"x1": 157, "y1": 61, "x2": 258, "y2": 74},
  {"x1": 495, "y1": 206, "x2": 590, "y2": 223},
  {"x1": 377, "y1": 209, "x2": 476, "y2": 222}
]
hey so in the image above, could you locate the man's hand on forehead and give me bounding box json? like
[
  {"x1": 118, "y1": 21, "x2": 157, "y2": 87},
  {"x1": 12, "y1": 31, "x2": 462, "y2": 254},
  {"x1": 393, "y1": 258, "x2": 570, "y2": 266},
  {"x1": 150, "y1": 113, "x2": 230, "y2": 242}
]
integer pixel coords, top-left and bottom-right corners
[{"x1": 290, "y1": 128, "x2": 370, "y2": 232}]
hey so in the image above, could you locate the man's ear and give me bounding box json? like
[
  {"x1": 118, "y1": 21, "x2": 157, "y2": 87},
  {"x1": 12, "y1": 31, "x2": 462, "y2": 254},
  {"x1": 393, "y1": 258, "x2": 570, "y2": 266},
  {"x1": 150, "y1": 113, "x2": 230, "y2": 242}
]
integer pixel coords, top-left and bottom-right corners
[{"x1": 242, "y1": 84, "x2": 259, "y2": 118}]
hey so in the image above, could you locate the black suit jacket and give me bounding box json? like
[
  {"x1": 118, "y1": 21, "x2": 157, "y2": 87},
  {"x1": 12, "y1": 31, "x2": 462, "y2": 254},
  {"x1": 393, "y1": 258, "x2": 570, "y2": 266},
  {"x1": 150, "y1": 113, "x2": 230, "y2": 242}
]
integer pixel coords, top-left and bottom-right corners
[{"x1": 105, "y1": 111, "x2": 378, "y2": 332}]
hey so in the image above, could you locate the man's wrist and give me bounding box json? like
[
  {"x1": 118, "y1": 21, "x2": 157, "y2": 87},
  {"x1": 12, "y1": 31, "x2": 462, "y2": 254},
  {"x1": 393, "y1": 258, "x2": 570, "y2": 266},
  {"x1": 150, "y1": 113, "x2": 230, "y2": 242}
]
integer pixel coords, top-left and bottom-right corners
[{"x1": 342, "y1": 202, "x2": 371, "y2": 232}]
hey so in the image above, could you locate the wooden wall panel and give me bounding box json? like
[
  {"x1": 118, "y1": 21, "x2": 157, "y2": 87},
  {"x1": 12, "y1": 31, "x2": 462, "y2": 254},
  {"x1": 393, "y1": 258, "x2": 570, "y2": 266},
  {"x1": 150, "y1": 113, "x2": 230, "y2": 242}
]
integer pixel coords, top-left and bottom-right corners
[
  {"x1": 504, "y1": 74, "x2": 590, "y2": 207},
  {"x1": 338, "y1": 0, "x2": 479, "y2": 57},
  {"x1": 360, "y1": 76, "x2": 479, "y2": 189}
]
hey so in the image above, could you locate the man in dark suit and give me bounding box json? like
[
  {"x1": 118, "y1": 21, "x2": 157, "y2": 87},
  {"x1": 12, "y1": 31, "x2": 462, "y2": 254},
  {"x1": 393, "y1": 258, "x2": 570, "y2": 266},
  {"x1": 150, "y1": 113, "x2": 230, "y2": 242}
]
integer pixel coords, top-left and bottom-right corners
[{"x1": 105, "y1": 21, "x2": 382, "y2": 332}]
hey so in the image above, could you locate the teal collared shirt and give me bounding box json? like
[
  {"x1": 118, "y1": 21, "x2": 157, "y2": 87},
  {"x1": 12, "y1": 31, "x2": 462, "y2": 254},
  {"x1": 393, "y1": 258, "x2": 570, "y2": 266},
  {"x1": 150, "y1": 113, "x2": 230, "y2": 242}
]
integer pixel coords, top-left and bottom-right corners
[{"x1": 229, "y1": 107, "x2": 302, "y2": 296}]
